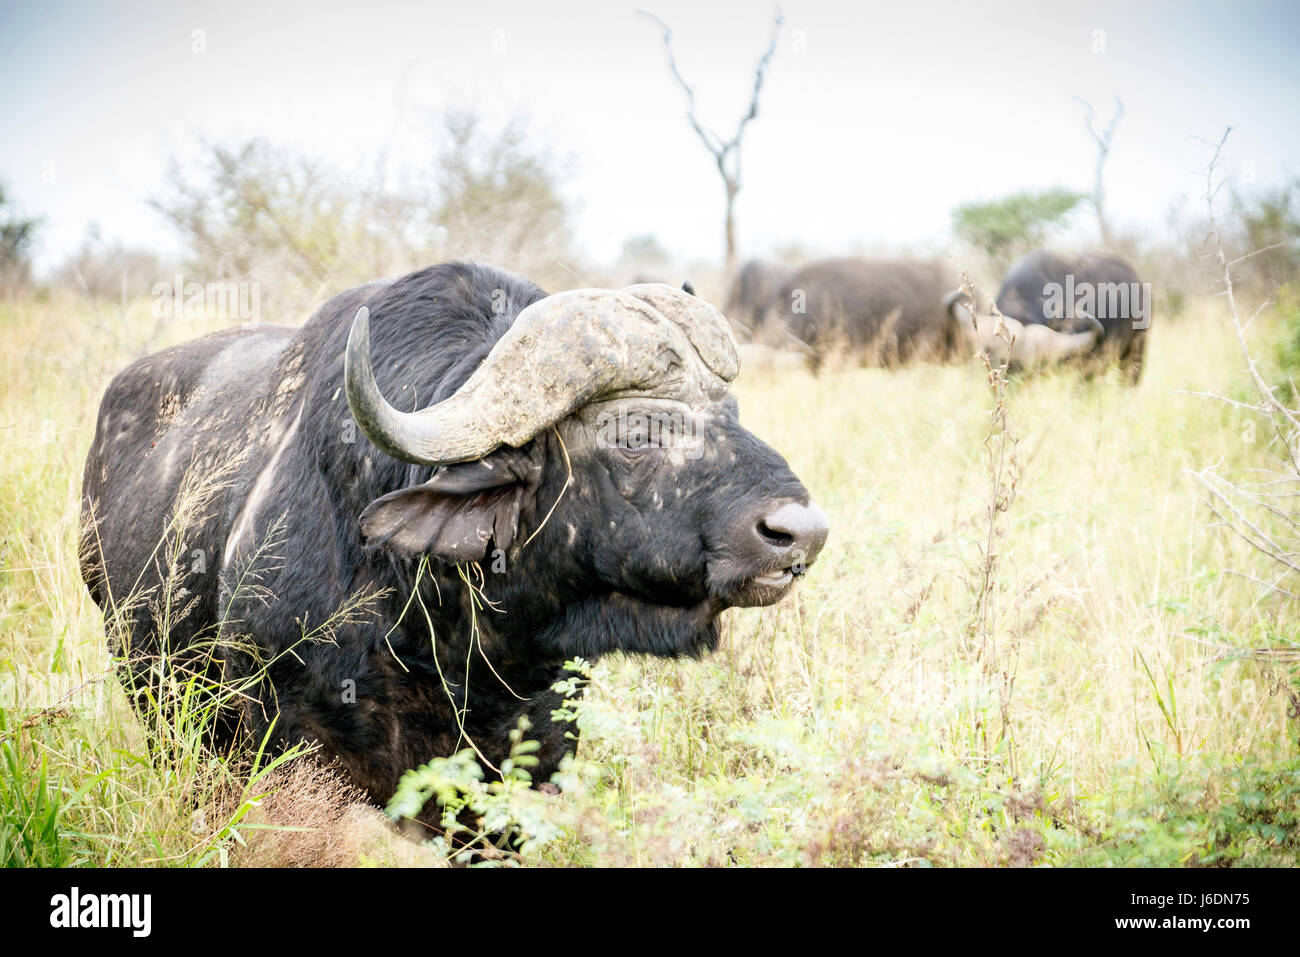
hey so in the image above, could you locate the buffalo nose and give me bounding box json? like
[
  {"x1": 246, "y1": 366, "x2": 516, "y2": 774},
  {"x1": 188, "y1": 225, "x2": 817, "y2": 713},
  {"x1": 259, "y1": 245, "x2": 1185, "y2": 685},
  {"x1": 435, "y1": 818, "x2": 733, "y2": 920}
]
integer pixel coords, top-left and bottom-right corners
[{"x1": 756, "y1": 501, "x2": 830, "y2": 570}]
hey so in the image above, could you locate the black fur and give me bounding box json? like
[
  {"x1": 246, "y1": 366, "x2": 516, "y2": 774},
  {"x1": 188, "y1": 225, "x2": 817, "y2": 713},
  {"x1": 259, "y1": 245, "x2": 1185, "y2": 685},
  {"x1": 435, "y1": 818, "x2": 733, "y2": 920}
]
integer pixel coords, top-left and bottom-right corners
[
  {"x1": 760, "y1": 258, "x2": 962, "y2": 368},
  {"x1": 80, "y1": 262, "x2": 817, "y2": 813}
]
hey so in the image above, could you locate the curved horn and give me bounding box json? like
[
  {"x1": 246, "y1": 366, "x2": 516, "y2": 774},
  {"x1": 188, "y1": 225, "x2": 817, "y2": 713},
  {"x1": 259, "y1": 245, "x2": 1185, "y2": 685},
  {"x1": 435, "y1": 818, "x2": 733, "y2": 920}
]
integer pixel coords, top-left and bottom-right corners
[
  {"x1": 1015, "y1": 318, "x2": 1103, "y2": 364},
  {"x1": 345, "y1": 285, "x2": 738, "y2": 466}
]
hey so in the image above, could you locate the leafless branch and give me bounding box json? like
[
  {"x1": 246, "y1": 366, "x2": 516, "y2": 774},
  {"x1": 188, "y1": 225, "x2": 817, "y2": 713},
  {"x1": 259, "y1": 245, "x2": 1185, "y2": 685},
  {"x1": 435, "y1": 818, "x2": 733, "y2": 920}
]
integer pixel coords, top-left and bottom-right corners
[
  {"x1": 1076, "y1": 94, "x2": 1125, "y2": 149},
  {"x1": 1202, "y1": 129, "x2": 1300, "y2": 437},
  {"x1": 640, "y1": 7, "x2": 783, "y2": 268},
  {"x1": 641, "y1": 8, "x2": 782, "y2": 160},
  {"x1": 1222, "y1": 569, "x2": 1300, "y2": 602},
  {"x1": 1075, "y1": 95, "x2": 1124, "y2": 245},
  {"x1": 1170, "y1": 390, "x2": 1269, "y2": 413}
]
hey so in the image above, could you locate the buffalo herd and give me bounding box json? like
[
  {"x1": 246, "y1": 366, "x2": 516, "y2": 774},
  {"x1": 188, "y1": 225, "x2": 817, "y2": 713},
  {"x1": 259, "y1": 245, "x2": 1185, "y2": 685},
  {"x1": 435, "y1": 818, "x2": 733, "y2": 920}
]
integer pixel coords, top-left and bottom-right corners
[
  {"x1": 80, "y1": 246, "x2": 1149, "y2": 824},
  {"x1": 725, "y1": 249, "x2": 1151, "y2": 380}
]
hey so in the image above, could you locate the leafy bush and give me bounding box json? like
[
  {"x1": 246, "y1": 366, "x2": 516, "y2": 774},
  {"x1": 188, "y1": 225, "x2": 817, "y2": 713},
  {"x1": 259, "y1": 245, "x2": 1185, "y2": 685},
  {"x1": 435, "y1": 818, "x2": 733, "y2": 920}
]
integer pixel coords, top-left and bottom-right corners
[
  {"x1": 1234, "y1": 180, "x2": 1300, "y2": 295},
  {"x1": 0, "y1": 183, "x2": 41, "y2": 294},
  {"x1": 148, "y1": 111, "x2": 577, "y2": 320},
  {"x1": 1268, "y1": 283, "x2": 1300, "y2": 397},
  {"x1": 952, "y1": 188, "x2": 1086, "y2": 272},
  {"x1": 54, "y1": 232, "x2": 170, "y2": 302}
]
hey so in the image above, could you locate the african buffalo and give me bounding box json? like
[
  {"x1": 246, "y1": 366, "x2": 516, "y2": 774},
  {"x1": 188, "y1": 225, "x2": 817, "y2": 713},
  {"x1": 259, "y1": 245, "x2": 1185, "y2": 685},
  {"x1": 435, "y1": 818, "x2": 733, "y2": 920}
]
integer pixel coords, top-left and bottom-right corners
[
  {"x1": 79, "y1": 262, "x2": 828, "y2": 815},
  {"x1": 723, "y1": 259, "x2": 793, "y2": 333},
  {"x1": 760, "y1": 258, "x2": 962, "y2": 368},
  {"x1": 994, "y1": 250, "x2": 1150, "y2": 383},
  {"x1": 946, "y1": 291, "x2": 1104, "y2": 371}
]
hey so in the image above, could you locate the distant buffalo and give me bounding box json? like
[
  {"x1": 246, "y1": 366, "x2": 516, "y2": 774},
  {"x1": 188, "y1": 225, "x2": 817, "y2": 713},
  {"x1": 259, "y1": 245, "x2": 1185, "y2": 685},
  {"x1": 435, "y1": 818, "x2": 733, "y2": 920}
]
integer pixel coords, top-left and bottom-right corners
[
  {"x1": 946, "y1": 291, "x2": 1104, "y2": 371},
  {"x1": 995, "y1": 250, "x2": 1151, "y2": 383},
  {"x1": 724, "y1": 259, "x2": 794, "y2": 333},
  {"x1": 760, "y1": 258, "x2": 961, "y2": 368}
]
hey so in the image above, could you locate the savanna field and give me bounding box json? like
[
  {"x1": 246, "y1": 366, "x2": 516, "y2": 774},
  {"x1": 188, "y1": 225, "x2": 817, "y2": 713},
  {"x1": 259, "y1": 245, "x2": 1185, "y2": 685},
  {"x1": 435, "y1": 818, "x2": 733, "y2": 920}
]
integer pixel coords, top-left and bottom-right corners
[{"x1": 2, "y1": 287, "x2": 1298, "y2": 867}]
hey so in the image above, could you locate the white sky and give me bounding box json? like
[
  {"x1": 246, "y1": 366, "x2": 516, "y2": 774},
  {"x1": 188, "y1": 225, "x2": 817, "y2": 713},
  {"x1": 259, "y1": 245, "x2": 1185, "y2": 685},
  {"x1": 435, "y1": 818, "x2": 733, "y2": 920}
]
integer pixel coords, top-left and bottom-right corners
[{"x1": 2, "y1": 0, "x2": 1297, "y2": 274}]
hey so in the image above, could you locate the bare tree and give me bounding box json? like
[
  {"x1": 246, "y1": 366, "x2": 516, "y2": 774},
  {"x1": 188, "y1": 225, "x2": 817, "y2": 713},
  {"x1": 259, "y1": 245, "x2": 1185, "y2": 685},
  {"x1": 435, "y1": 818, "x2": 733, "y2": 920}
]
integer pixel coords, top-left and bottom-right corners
[
  {"x1": 641, "y1": 8, "x2": 783, "y2": 273},
  {"x1": 1075, "y1": 95, "x2": 1125, "y2": 247}
]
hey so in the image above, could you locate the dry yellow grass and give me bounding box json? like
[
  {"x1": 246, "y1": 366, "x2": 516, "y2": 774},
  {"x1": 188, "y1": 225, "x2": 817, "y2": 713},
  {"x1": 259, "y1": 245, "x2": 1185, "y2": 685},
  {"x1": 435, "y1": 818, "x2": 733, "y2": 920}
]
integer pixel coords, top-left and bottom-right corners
[{"x1": 1, "y1": 289, "x2": 1296, "y2": 866}]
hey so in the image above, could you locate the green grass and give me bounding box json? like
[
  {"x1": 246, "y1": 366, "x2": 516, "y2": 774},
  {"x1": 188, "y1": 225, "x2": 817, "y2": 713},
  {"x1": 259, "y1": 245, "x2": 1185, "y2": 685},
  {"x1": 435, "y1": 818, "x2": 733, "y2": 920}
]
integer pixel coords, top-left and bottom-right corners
[{"x1": 1, "y1": 289, "x2": 1297, "y2": 866}]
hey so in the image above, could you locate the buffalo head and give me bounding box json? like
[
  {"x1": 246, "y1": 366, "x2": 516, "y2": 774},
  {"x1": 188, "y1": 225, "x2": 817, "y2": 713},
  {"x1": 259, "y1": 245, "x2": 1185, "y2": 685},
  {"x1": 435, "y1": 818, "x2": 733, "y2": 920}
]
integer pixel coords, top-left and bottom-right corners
[{"x1": 344, "y1": 281, "x2": 829, "y2": 657}]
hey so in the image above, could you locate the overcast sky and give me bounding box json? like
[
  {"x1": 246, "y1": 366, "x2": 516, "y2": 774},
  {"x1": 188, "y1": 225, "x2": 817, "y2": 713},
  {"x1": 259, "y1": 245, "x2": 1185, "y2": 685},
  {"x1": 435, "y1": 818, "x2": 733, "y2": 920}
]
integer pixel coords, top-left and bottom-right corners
[{"x1": 2, "y1": 0, "x2": 1297, "y2": 274}]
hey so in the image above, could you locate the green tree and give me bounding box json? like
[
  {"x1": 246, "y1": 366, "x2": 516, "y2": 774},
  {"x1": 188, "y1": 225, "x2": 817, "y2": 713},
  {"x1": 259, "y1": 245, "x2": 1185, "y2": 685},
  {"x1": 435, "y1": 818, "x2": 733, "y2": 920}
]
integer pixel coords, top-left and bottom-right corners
[
  {"x1": 0, "y1": 183, "x2": 43, "y2": 292},
  {"x1": 952, "y1": 188, "x2": 1086, "y2": 272},
  {"x1": 617, "y1": 233, "x2": 671, "y2": 280},
  {"x1": 1233, "y1": 180, "x2": 1300, "y2": 294}
]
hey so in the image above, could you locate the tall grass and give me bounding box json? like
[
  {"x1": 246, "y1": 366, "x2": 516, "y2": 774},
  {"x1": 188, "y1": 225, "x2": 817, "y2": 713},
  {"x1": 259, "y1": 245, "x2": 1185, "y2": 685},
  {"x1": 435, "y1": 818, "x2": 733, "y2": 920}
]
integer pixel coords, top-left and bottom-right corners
[
  {"x1": 1, "y1": 289, "x2": 1296, "y2": 866},
  {"x1": 0, "y1": 293, "x2": 440, "y2": 866}
]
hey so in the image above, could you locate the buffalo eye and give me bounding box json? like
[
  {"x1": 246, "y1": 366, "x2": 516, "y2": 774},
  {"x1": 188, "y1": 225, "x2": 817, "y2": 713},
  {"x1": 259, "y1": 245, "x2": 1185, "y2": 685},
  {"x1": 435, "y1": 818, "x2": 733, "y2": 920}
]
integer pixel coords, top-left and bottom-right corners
[
  {"x1": 621, "y1": 421, "x2": 654, "y2": 456},
  {"x1": 605, "y1": 411, "x2": 660, "y2": 460}
]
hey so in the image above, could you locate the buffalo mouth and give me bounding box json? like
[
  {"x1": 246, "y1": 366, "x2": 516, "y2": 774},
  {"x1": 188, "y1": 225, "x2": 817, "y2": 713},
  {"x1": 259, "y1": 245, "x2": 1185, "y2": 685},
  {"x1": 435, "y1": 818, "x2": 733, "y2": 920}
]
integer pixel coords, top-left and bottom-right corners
[
  {"x1": 727, "y1": 564, "x2": 805, "y2": 608},
  {"x1": 704, "y1": 499, "x2": 829, "y2": 609}
]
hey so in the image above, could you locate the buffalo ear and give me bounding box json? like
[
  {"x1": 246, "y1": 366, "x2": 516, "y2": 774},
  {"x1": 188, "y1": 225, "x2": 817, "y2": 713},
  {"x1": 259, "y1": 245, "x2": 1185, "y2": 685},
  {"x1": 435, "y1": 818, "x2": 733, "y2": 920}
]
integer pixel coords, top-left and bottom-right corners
[{"x1": 359, "y1": 447, "x2": 543, "y2": 561}]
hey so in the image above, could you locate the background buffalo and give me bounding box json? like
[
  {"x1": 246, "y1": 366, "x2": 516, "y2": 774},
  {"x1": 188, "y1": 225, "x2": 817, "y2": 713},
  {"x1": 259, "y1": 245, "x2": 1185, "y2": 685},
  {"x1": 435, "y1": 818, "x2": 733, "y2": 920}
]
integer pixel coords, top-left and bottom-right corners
[
  {"x1": 724, "y1": 258, "x2": 794, "y2": 333},
  {"x1": 758, "y1": 257, "x2": 961, "y2": 368},
  {"x1": 995, "y1": 249, "x2": 1150, "y2": 383}
]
